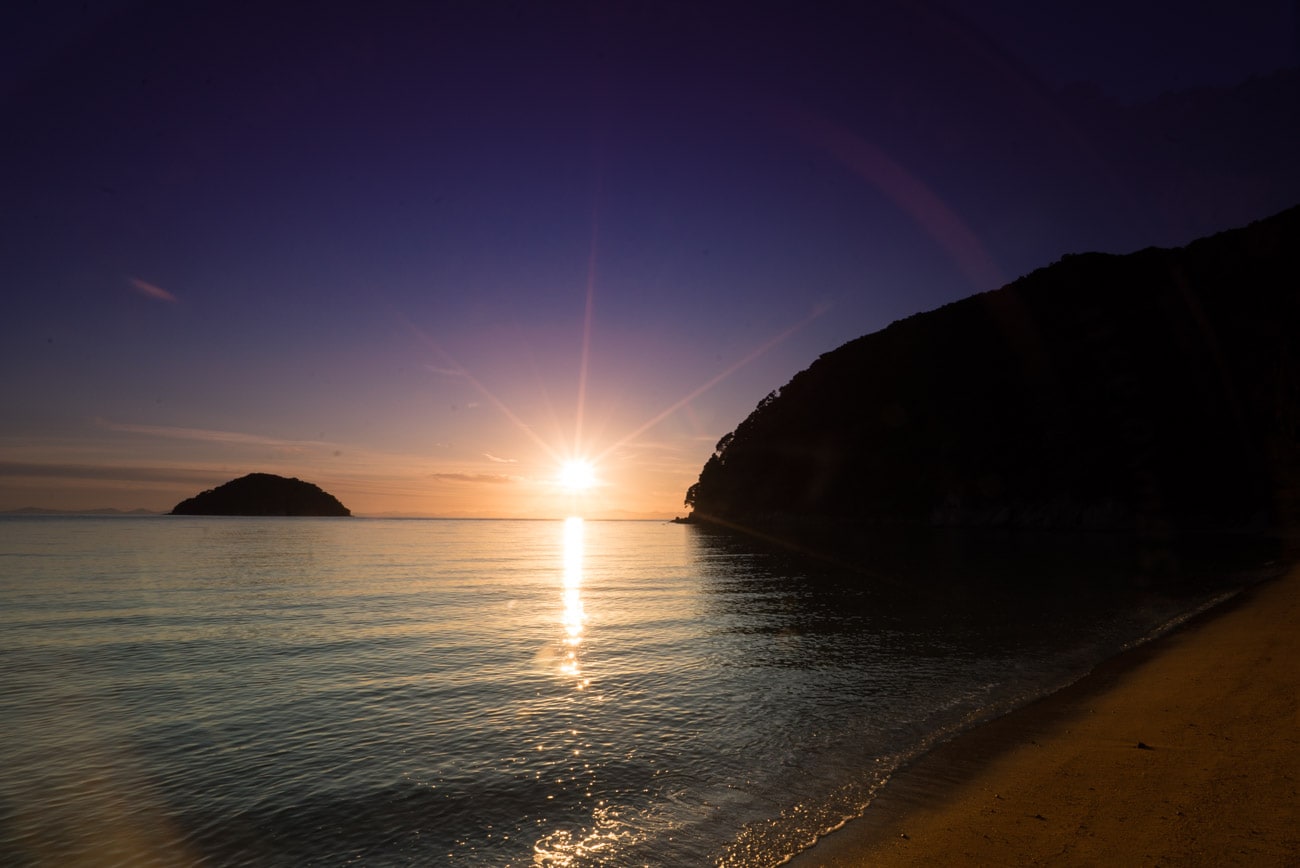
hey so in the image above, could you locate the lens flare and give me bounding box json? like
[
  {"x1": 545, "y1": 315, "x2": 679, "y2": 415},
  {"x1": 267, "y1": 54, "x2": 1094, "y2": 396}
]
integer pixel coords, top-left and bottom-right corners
[{"x1": 558, "y1": 459, "x2": 597, "y2": 491}]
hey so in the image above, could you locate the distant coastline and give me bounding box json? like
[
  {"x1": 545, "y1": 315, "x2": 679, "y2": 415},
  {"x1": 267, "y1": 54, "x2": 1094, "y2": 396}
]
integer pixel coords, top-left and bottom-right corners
[{"x1": 1, "y1": 507, "x2": 162, "y2": 516}]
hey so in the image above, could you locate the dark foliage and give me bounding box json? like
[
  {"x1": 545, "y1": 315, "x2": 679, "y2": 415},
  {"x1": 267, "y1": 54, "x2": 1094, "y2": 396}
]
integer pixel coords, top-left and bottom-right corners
[
  {"x1": 171, "y1": 473, "x2": 351, "y2": 516},
  {"x1": 686, "y1": 205, "x2": 1300, "y2": 531}
]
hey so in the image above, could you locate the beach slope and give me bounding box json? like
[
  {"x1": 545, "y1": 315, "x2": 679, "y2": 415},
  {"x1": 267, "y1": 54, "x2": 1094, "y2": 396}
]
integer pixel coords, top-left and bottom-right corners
[{"x1": 793, "y1": 564, "x2": 1300, "y2": 866}]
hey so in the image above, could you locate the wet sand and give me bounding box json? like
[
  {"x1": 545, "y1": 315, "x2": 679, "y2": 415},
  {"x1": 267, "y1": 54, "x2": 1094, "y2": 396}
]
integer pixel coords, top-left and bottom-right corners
[{"x1": 790, "y1": 562, "x2": 1300, "y2": 866}]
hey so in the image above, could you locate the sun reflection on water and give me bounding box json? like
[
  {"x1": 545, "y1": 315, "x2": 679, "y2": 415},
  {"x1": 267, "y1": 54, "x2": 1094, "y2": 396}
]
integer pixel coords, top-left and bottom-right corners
[{"x1": 560, "y1": 516, "x2": 589, "y2": 688}]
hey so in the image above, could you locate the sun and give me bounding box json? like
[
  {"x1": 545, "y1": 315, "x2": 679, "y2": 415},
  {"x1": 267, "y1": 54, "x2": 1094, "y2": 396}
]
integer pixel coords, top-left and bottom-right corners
[{"x1": 558, "y1": 459, "x2": 597, "y2": 491}]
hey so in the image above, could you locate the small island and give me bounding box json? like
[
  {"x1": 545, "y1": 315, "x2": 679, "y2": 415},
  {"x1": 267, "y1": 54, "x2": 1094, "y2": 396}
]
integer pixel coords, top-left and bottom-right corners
[{"x1": 170, "y1": 473, "x2": 351, "y2": 516}]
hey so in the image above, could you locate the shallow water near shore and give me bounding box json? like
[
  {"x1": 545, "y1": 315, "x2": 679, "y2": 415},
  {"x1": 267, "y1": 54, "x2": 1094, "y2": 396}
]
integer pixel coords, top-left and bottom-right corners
[{"x1": 0, "y1": 516, "x2": 1264, "y2": 866}]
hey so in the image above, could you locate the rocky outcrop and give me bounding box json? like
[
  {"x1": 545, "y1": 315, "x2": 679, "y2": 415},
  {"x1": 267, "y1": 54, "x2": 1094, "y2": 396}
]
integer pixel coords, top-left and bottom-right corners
[{"x1": 171, "y1": 473, "x2": 351, "y2": 516}]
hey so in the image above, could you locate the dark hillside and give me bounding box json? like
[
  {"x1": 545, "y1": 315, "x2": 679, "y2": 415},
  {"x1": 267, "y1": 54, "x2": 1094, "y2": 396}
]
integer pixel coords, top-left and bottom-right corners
[
  {"x1": 171, "y1": 473, "x2": 351, "y2": 516},
  {"x1": 685, "y1": 206, "x2": 1300, "y2": 531}
]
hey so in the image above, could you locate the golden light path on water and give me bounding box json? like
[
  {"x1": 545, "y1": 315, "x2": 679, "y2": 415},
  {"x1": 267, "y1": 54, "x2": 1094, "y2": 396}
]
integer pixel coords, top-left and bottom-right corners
[
  {"x1": 534, "y1": 516, "x2": 644, "y2": 866},
  {"x1": 399, "y1": 212, "x2": 829, "y2": 862},
  {"x1": 559, "y1": 516, "x2": 588, "y2": 688}
]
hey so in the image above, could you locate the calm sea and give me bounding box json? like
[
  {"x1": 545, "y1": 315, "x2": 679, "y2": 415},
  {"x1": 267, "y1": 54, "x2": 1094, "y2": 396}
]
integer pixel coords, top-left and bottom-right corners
[{"x1": 0, "y1": 516, "x2": 1251, "y2": 866}]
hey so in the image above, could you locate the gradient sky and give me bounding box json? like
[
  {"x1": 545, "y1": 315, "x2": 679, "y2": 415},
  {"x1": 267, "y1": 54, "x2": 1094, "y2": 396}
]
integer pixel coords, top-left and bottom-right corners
[{"x1": 4, "y1": 1, "x2": 1298, "y2": 517}]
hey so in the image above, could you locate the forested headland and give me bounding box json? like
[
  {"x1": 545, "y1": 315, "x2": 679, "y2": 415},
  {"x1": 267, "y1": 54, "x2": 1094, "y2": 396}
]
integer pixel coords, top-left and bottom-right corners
[{"x1": 685, "y1": 206, "x2": 1300, "y2": 535}]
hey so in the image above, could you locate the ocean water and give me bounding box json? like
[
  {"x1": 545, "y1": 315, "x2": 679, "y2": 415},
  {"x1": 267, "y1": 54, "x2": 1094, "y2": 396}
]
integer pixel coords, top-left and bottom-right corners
[{"x1": 0, "y1": 516, "x2": 1248, "y2": 866}]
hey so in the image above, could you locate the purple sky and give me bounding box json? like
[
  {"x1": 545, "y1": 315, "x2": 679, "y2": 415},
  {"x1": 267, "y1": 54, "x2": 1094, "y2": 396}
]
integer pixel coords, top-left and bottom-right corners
[{"x1": 3, "y1": 1, "x2": 1298, "y2": 517}]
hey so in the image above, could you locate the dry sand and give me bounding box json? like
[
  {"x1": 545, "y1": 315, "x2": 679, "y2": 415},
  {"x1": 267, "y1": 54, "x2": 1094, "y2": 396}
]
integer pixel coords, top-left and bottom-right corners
[{"x1": 789, "y1": 563, "x2": 1300, "y2": 866}]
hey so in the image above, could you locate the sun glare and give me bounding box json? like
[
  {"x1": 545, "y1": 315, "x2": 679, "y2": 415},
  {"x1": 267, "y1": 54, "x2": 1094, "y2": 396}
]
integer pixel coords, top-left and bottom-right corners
[{"x1": 558, "y1": 459, "x2": 597, "y2": 491}]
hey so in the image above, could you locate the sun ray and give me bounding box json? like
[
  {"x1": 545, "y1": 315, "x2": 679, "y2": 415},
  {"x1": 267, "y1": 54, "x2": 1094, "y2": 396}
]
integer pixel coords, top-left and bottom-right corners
[
  {"x1": 401, "y1": 289, "x2": 826, "y2": 516},
  {"x1": 403, "y1": 320, "x2": 563, "y2": 464},
  {"x1": 592, "y1": 302, "x2": 830, "y2": 466},
  {"x1": 575, "y1": 210, "x2": 598, "y2": 458}
]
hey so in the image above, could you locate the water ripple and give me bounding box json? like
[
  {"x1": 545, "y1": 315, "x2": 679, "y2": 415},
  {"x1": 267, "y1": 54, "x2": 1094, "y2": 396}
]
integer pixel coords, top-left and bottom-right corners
[{"x1": 1, "y1": 517, "x2": 1247, "y2": 866}]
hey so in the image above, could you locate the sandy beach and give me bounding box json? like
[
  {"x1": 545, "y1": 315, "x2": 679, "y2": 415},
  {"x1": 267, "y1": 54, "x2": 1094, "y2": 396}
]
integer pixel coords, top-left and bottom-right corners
[{"x1": 790, "y1": 560, "x2": 1300, "y2": 866}]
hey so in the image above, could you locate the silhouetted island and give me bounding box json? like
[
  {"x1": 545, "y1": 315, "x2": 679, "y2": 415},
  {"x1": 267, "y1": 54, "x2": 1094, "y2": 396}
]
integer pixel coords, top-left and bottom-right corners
[
  {"x1": 171, "y1": 473, "x2": 351, "y2": 516},
  {"x1": 684, "y1": 205, "x2": 1300, "y2": 533}
]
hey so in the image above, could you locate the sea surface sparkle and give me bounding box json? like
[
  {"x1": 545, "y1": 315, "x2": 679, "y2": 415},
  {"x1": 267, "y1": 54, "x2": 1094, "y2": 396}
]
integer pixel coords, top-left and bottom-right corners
[{"x1": 0, "y1": 516, "x2": 1234, "y2": 865}]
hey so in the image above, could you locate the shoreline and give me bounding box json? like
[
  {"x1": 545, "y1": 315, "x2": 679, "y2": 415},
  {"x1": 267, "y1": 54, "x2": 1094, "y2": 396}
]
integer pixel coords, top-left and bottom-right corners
[{"x1": 788, "y1": 559, "x2": 1300, "y2": 866}]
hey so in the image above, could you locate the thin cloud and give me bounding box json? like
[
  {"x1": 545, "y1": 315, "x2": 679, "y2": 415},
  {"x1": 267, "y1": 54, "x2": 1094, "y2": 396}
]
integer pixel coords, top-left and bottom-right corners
[
  {"x1": 129, "y1": 277, "x2": 178, "y2": 303},
  {"x1": 0, "y1": 461, "x2": 220, "y2": 484},
  {"x1": 97, "y1": 419, "x2": 327, "y2": 449},
  {"x1": 482, "y1": 452, "x2": 517, "y2": 464},
  {"x1": 430, "y1": 472, "x2": 518, "y2": 484}
]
